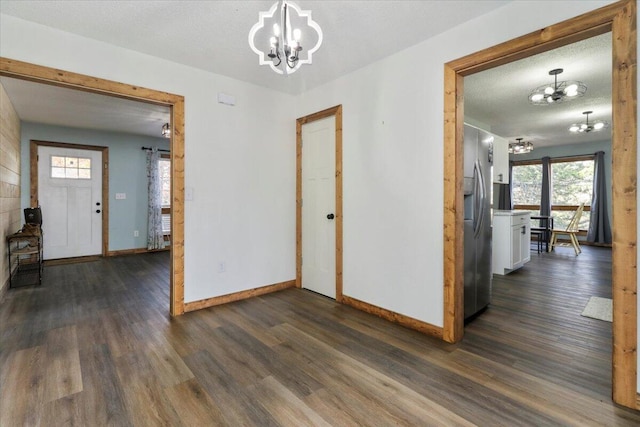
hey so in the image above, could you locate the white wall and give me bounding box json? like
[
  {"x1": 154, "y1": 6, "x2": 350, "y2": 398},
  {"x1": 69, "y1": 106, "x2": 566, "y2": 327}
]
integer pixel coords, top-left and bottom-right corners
[
  {"x1": 296, "y1": 0, "x2": 617, "y2": 326},
  {"x1": 3, "y1": 1, "x2": 636, "y2": 389},
  {"x1": 0, "y1": 13, "x2": 297, "y2": 303}
]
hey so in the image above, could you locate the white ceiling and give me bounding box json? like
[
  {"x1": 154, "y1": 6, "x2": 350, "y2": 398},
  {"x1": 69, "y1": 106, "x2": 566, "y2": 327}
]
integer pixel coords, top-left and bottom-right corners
[
  {"x1": 0, "y1": 0, "x2": 510, "y2": 95},
  {"x1": 0, "y1": 76, "x2": 170, "y2": 138},
  {"x1": 0, "y1": 1, "x2": 612, "y2": 145},
  {"x1": 465, "y1": 32, "x2": 612, "y2": 149}
]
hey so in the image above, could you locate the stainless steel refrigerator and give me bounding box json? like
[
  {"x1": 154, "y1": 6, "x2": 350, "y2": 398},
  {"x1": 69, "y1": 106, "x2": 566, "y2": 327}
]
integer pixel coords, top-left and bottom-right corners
[{"x1": 463, "y1": 124, "x2": 492, "y2": 319}]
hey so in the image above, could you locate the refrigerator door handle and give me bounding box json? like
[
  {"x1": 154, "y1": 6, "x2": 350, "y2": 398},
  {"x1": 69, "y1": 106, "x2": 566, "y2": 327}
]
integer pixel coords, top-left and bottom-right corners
[{"x1": 473, "y1": 161, "x2": 485, "y2": 239}]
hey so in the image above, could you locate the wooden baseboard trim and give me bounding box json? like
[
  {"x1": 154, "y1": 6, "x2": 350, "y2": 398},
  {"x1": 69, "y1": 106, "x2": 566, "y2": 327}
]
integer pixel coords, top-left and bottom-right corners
[
  {"x1": 184, "y1": 280, "x2": 296, "y2": 312},
  {"x1": 106, "y1": 247, "x2": 170, "y2": 257},
  {"x1": 341, "y1": 295, "x2": 443, "y2": 339},
  {"x1": 44, "y1": 255, "x2": 102, "y2": 266},
  {"x1": 636, "y1": 393, "x2": 640, "y2": 410}
]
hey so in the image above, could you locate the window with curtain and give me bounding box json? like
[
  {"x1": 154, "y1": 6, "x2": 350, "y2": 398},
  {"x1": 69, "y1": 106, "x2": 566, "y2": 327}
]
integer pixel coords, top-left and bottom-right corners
[
  {"x1": 512, "y1": 156, "x2": 594, "y2": 230},
  {"x1": 159, "y1": 156, "x2": 171, "y2": 237}
]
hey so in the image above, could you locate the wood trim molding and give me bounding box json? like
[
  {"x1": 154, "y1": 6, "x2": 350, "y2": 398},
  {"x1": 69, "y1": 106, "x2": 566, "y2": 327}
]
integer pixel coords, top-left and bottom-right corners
[
  {"x1": 183, "y1": 280, "x2": 296, "y2": 312},
  {"x1": 342, "y1": 295, "x2": 444, "y2": 339},
  {"x1": 29, "y1": 140, "x2": 109, "y2": 256},
  {"x1": 443, "y1": 0, "x2": 637, "y2": 409},
  {"x1": 2, "y1": 57, "x2": 186, "y2": 318},
  {"x1": 296, "y1": 105, "x2": 343, "y2": 301},
  {"x1": 106, "y1": 247, "x2": 169, "y2": 257}
]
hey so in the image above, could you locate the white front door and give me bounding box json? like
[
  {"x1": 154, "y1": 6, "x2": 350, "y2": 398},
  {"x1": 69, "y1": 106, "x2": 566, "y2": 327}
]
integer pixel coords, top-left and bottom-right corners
[
  {"x1": 38, "y1": 146, "x2": 103, "y2": 260},
  {"x1": 302, "y1": 116, "x2": 336, "y2": 298}
]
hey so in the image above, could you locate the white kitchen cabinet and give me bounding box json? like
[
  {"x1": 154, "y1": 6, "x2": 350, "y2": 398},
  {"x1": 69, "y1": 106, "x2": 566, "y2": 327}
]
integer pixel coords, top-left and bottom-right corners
[
  {"x1": 492, "y1": 136, "x2": 509, "y2": 184},
  {"x1": 492, "y1": 211, "x2": 530, "y2": 275}
]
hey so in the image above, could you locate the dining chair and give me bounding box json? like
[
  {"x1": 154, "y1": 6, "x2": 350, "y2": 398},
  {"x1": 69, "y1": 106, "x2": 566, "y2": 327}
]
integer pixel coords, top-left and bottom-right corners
[{"x1": 549, "y1": 203, "x2": 585, "y2": 255}]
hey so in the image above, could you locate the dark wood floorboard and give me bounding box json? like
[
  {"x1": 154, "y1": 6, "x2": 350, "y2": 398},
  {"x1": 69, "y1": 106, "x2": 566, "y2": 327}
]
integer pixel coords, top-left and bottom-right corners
[{"x1": 1, "y1": 248, "x2": 639, "y2": 426}]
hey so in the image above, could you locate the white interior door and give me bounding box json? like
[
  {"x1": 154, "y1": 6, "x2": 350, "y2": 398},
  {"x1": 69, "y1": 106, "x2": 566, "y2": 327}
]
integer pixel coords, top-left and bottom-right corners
[
  {"x1": 38, "y1": 145, "x2": 103, "y2": 260},
  {"x1": 302, "y1": 116, "x2": 336, "y2": 298}
]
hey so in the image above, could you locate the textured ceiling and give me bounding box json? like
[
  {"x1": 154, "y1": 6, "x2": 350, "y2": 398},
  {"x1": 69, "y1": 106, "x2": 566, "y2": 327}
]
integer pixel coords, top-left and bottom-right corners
[
  {"x1": 0, "y1": 1, "x2": 612, "y2": 146},
  {"x1": 0, "y1": 76, "x2": 170, "y2": 138},
  {"x1": 465, "y1": 33, "x2": 612, "y2": 149},
  {"x1": 0, "y1": 0, "x2": 510, "y2": 95}
]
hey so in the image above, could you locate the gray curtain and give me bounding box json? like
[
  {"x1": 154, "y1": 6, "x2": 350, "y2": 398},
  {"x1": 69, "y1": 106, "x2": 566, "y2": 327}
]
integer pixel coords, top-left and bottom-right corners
[
  {"x1": 587, "y1": 151, "x2": 612, "y2": 243},
  {"x1": 540, "y1": 156, "x2": 551, "y2": 216},
  {"x1": 497, "y1": 162, "x2": 513, "y2": 210},
  {"x1": 146, "y1": 148, "x2": 165, "y2": 250}
]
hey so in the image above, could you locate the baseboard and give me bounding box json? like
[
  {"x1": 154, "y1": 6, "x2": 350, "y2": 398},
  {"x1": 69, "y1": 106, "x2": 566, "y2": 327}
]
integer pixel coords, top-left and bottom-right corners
[
  {"x1": 341, "y1": 295, "x2": 443, "y2": 339},
  {"x1": 637, "y1": 393, "x2": 640, "y2": 410},
  {"x1": 106, "y1": 247, "x2": 170, "y2": 257},
  {"x1": 44, "y1": 255, "x2": 102, "y2": 266},
  {"x1": 184, "y1": 280, "x2": 296, "y2": 312}
]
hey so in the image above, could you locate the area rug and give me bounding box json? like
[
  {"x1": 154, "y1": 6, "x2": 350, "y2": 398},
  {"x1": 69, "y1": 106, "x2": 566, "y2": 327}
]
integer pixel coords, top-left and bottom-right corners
[{"x1": 581, "y1": 296, "x2": 612, "y2": 322}]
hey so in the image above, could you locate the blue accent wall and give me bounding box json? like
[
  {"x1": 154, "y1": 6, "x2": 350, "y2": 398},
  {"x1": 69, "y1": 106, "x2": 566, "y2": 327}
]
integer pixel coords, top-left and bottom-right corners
[{"x1": 20, "y1": 122, "x2": 170, "y2": 251}]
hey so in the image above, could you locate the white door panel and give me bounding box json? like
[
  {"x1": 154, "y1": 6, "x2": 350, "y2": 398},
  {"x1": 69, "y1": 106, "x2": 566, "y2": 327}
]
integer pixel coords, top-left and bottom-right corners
[
  {"x1": 302, "y1": 116, "x2": 336, "y2": 299},
  {"x1": 38, "y1": 146, "x2": 103, "y2": 259}
]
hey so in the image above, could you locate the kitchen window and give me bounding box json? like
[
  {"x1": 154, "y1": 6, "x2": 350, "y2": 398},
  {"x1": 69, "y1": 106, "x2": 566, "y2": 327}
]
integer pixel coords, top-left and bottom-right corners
[{"x1": 512, "y1": 156, "x2": 594, "y2": 230}]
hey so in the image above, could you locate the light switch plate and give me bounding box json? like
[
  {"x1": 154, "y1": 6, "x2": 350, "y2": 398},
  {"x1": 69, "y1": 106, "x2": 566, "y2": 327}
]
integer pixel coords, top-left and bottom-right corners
[
  {"x1": 185, "y1": 187, "x2": 194, "y2": 201},
  {"x1": 115, "y1": 193, "x2": 126, "y2": 200}
]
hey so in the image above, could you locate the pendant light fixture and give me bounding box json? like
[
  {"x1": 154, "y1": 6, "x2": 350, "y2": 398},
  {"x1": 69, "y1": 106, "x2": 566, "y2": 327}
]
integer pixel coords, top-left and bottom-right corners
[
  {"x1": 568, "y1": 111, "x2": 609, "y2": 133},
  {"x1": 161, "y1": 123, "x2": 170, "y2": 138},
  {"x1": 528, "y1": 68, "x2": 587, "y2": 105},
  {"x1": 248, "y1": 1, "x2": 323, "y2": 75},
  {"x1": 509, "y1": 138, "x2": 534, "y2": 154}
]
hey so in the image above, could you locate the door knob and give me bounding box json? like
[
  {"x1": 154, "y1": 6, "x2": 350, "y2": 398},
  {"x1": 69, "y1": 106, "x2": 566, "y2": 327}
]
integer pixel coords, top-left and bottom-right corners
[
  {"x1": 327, "y1": 213, "x2": 335, "y2": 220},
  {"x1": 96, "y1": 210, "x2": 101, "y2": 213}
]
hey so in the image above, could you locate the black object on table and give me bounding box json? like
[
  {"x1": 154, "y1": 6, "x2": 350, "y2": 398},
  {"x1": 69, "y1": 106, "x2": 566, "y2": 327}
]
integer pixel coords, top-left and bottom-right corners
[{"x1": 531, "y1": 215, "x2": 553, "y2": 252}]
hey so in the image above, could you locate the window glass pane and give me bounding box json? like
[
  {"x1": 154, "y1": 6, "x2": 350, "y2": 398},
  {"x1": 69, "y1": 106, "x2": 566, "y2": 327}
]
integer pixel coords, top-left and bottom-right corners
[
  {"x1": 512, "y1": 164, "x2": 542, "y2": 206},
  {"x1": 551, "y1": 160, "x2": 593, "y2": 205},
  {"x1": 159, "y1": 159, "x2": 171, "y2": 207},
  {"x1": 78, "y1": 158, "x2": 91, "y2": 169},
  {"x1": 65, "y1": 157, "x2": 78, "y2": 168},
  {"x1": 51, "y1": 167, "x2": 66, "y2": 178},
  {"x1": 65, "y1": 168, "x2": 78, "y2": 179},
  {"x1": 78, "y1": 169, "x2": 91, "y2": 179},
  {"x1": 51, "y1": 156, "x2": 65, "y2": 167},
  {"x1": 551, "y1": 160, "x2": 593, "y2": 230}
]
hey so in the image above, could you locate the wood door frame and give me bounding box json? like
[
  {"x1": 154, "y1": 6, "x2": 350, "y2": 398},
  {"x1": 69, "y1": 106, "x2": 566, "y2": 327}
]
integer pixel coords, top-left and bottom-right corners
[
  {"x1": 0, "y1": 57, "x2": 186, "y2": 317},
  {"x1": 442, "y1": 0, "x2": 637, "y2": 409},
  {"x1": 30, "y1": 140, "x2": 109, "y2": 256},
  {"x1": 296, "y1": 105, "x2": 343, "y2": 301}
]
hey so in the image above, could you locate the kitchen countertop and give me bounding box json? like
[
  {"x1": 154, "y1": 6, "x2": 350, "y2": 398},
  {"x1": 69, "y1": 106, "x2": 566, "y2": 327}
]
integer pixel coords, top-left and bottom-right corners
[{"x1": 493, "y1": 210, "x2": 530, "y2": 216}]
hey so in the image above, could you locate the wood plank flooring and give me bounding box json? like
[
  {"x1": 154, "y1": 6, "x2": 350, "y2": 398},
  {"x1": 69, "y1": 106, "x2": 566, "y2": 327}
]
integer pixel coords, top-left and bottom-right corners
[{"x1": 1, "y1": 247, "x2": 639, "y2": 425}]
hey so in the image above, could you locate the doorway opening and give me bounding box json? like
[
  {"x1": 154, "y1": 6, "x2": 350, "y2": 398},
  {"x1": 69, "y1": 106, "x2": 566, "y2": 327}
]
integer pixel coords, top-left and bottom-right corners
[
  {"x1": 442, "y1": 0, "x2": 636, "y2": 409},
  {"x1": 0, "y1": 57, "x2": 186, "y2": 316}
]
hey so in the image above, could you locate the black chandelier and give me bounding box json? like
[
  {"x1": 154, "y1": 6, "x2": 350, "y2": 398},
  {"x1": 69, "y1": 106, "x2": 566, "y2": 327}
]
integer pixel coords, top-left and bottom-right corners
[
  {"x1": 161, "y1": 123, "x2": 170, "y2": 138},
  {"x1": 569, "y1": 111, "x2": 609, "y2": 133},
  {"x1": 528, "y1": 68, "x2": 587, "y2": 105},
  {"x1": 509, "y1": 138, "x2": 534, "y2": 154}
]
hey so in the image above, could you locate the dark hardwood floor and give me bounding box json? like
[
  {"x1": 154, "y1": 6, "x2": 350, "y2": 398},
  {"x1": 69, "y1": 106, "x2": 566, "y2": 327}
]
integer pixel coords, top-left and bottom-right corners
[{"x1": 1, "y1": 246, "x2": 639, "y2": 426}]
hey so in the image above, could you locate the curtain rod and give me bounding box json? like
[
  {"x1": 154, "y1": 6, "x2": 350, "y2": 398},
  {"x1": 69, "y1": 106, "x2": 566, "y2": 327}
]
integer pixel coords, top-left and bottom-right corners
[{"x1": 141, "y1": 147, "x2": 170, "y2": 153}]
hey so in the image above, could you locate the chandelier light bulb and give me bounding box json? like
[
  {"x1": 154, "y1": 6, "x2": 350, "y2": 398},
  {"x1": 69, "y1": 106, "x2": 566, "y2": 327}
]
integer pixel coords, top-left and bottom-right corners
[
  {"x1": 565, "y1": 83, "x2": 578, "y2": 95},
  {"x1": 569, "y1": 125, "x2": 580, "y2": 132},
  {"x1": 531, "y1": 93, "x2": 544, "y2": 102},
  {"x1": 594, "y1": 122, "x2": 605, "y2": 130},
  {"x1": 293, "y1": 28, "x2": 301, "y2": 41},
  {"x1": 273, "y1": 23, "x2": 281, "y2": 37},
  {"x1": 544, "y1": 86, "x2": 554, "y2": 95}
]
